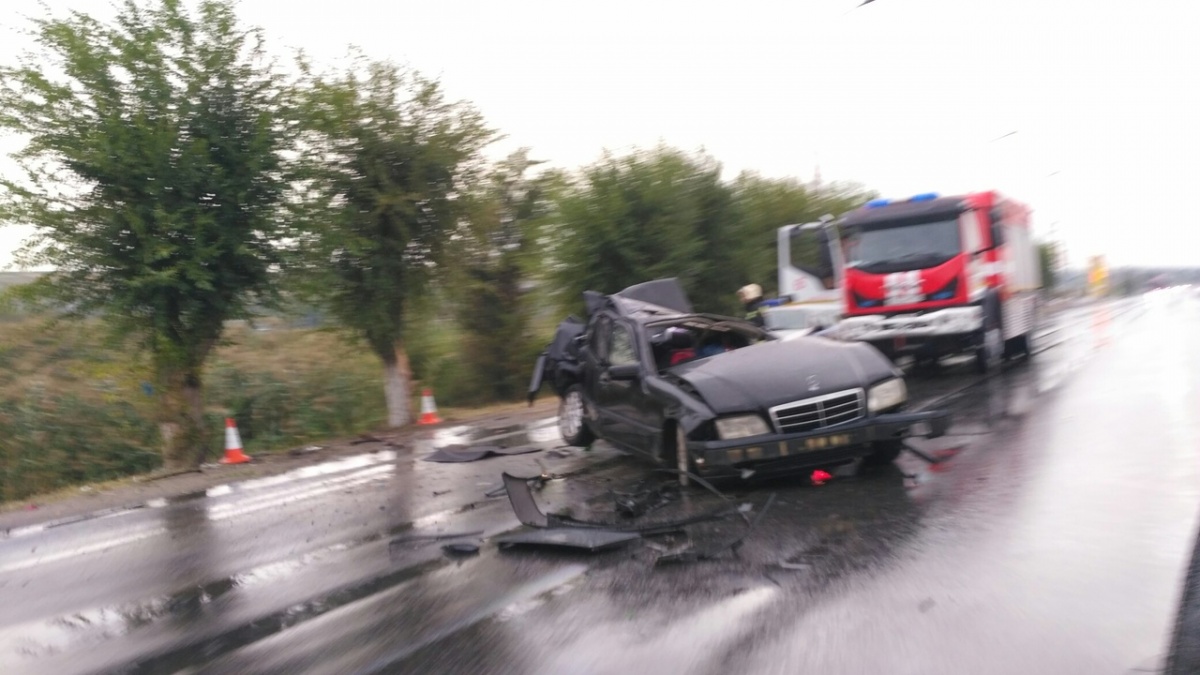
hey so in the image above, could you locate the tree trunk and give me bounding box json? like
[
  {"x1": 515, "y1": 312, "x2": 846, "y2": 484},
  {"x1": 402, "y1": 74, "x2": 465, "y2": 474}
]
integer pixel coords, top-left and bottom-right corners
[
  {"x1": 383, "y1": 342, "x2": 414, "y2": 428},
  {"x1": 160, "y1": 367, "x2": 208, "y2": 471}
]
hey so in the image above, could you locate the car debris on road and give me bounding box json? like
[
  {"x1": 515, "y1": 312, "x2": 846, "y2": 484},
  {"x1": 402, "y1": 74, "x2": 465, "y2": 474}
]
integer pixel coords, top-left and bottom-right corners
[
  {"x1": 497, "y1": 471, "x2": 776, "y2": 564},
  {"x1": 495, "y1": 528, "x2": 642, "y2": 553}
]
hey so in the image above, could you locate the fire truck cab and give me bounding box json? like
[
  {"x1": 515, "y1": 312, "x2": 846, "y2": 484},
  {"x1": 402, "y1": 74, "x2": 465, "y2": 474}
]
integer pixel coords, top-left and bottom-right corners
[
  {"x1": 769, "y1": 217, "x2": 845, "y2": 337},
  {"x1": 824, "y1": 191, "x2": 1042, "y2": 373}
]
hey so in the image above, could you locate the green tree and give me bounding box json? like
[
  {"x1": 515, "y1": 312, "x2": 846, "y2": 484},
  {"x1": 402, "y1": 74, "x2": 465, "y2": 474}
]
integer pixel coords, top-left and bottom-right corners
[
  {"x1": 552, "y1": 146, "x2": 741, "y2": 315},
  {"x1": 731, "y1": 172, "x2": 877, "y2": 298},
  {"x1": 0, "y1": 0, "x2": 290, "y2": 469},
  {"x1": 294, "y1": 57, "x2": 495, "y2": 427},
  {"x1": 454, "y1": 149, "x2": 555, "y2": 402}
]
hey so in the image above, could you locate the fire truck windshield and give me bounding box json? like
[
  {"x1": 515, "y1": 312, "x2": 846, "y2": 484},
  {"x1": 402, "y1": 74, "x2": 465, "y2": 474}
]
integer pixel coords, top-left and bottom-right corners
[{"x1": 845, "y1": 217, "x2": 961, "y2": 274}]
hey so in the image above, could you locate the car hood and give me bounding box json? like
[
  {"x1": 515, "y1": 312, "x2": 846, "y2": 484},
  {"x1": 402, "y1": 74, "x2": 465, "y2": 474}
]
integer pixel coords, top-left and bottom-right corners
[{"x1": 668, "y1": 337, "x2": 898, "y2": 414}]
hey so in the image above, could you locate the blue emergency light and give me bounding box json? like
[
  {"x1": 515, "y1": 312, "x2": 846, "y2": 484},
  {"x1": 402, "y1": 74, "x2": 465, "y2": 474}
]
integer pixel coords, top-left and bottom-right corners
[
  {"x1": 908, "y1": 192, "x2": 939, "y2": 202},
  {"x1": 865, "y1": 198, "x2": 891, "y2": 208}
]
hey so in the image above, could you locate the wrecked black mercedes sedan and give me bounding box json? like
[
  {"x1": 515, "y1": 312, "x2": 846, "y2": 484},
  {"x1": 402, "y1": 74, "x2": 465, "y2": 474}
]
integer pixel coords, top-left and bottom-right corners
[{"x1": 528, "y1": 279, "x2": 950, "y2": 480}]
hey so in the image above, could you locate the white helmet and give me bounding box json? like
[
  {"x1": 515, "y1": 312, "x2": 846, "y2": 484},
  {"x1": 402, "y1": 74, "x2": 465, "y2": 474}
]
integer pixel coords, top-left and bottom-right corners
[{"x1": 737, "y1": 284, "x2": 763, "y2": 303}]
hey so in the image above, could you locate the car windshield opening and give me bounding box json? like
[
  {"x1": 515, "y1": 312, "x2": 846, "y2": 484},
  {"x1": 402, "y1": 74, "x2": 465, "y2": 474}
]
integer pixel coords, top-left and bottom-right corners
[
  {"x1": 649, "y1": 319, "x2": 757, "y2": 370},
  {"x1": 846, "y1": 217, "x2": 961, "y2": 274}
]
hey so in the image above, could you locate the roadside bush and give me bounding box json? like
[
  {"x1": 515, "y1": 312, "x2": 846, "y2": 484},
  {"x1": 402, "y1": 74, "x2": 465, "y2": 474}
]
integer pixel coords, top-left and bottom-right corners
[
  {"x1": 0, "y1": 318, "x2": 387, "y2": 503},
  {"x1": 0, "y1": 393, "x2": 160, "y2": 502}
]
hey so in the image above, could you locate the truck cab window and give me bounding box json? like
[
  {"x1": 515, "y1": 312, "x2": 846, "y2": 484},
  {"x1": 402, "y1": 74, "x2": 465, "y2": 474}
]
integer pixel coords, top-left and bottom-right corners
[{"x1": 790, "y1": 229, "x2": 836, "y2": 290}]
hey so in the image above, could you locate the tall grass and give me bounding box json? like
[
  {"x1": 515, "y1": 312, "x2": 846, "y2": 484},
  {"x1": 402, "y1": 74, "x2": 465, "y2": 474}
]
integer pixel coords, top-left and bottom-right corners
[{"x1": 0, "y1": 319, "x2": 386, "y2": 502}]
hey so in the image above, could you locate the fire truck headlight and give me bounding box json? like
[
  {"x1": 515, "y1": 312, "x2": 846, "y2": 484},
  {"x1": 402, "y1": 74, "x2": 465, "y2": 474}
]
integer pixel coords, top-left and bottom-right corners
[{"x1": 868, "y1": 377, "x2": 907, "y2": 413}]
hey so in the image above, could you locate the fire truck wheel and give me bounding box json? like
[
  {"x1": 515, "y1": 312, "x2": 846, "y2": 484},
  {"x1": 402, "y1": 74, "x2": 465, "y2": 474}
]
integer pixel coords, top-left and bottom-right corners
[{"x1": 1010, "y1": 334, "x2": 1032, "y2": 359}]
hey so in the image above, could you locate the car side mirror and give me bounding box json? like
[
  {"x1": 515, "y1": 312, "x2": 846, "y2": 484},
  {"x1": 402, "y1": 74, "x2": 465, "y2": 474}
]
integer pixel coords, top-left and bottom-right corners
[{"x1": 607, "y1": 364, "x2": 640, "y2": 381}]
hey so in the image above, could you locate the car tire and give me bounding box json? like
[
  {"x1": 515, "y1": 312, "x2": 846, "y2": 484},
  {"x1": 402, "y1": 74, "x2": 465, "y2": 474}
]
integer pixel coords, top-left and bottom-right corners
[
  {"x1": 558, "y1": 384, "x2": 595, "y2": 447},
  {"x1": 861, "y1": 440, "x2": 903, "y2": 467}
]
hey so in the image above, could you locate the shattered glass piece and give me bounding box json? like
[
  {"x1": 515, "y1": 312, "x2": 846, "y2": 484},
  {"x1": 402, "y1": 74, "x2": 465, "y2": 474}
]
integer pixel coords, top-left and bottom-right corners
[{"x1": 496, "y1": 528, "x2": 641, "y2": 552}]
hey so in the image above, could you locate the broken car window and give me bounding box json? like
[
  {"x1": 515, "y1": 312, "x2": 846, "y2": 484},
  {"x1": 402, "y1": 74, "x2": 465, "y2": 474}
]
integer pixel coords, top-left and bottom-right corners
[{"x1": 610, "y1": 324, "x2": 637, "y2": 366}]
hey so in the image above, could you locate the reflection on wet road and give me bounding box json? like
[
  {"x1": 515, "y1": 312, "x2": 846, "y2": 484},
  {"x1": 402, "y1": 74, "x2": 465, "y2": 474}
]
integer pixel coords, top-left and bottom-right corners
[{"x1": 2, "y1": 294, "x2": 1197, "y2": 674}]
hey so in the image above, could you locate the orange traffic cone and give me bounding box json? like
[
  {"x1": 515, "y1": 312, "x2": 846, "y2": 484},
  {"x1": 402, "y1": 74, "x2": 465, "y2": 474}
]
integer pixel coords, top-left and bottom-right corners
[
  {"x1": 417, "y1": 388, "x2": 442, "y2": 425},
  {"x1": 219, "y1": 418, "x2": 252, "y2": 464}
]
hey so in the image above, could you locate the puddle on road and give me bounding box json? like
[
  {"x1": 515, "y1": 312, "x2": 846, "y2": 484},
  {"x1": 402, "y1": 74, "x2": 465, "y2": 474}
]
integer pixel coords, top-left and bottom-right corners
[
  {"x1": 0, "y1": 498, "x2": 505, "y2": 668},
  {"x1": 115, "y1": 558, "x2": 447, "y2": 675},
  {"x1": 426, "y1": 418, "x2": 558, "y2": 450},
  {"x1": 4, "y1": 452, "x2": 400, "y2": 541}
]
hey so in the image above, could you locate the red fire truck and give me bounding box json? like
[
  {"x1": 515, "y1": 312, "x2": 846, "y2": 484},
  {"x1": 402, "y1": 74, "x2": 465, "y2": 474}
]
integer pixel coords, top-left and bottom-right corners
[{"x1": 821, "y1": 191, "x2": 1042, "y2": 373}]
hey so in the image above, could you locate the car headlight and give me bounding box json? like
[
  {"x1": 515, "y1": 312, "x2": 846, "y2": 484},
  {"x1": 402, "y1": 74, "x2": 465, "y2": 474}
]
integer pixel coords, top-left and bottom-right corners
[
  {"x1": 715, "y1": 415, "x2": 771, "y2": 440},
  {"x1": 868, "y1": 377, "x2": 907, "y2": 412}
]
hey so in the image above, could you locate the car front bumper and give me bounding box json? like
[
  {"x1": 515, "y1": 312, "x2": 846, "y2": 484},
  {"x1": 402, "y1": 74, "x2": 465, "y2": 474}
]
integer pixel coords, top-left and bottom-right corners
[
  {"x1": 831, "y1": 307, "x2": 984, "y2": 342},
  {"x1": 686, "y1": 409, "x2": 950, "y2": 477}
]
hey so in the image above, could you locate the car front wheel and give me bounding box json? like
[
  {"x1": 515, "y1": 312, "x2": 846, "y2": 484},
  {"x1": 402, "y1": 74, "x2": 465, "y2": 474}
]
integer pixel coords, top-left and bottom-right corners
[
  {"x1": 861, "y1": 440, "x2": 903, "y2": 467},
  {"x1": 558, "y1": 384, "x2": 595, "y2": 447}
]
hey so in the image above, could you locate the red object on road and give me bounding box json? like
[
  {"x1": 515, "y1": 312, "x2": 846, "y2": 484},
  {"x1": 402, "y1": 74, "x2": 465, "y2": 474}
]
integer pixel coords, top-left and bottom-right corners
[
  {"x1": 219, "y1": 418, "x2": 252, "y2": 464},
  {"x1": 811, "y1": 469, "x2": 832, "y2": 486},
  {"x1": 418, "y1": 388, "x2": 443, "y2": 425}
]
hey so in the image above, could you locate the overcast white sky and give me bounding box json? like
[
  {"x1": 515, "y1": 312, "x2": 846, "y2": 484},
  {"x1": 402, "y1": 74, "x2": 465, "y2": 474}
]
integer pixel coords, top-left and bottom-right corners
[{"x1": 3, "y1": 0, "x2": 1199, "y2": 269}]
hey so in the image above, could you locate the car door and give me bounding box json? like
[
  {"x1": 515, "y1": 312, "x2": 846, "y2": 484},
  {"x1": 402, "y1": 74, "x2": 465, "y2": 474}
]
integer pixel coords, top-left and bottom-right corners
[
  {"x1": 599, "y1": 320, "x2": 642, "y2": 448},
  {"x1": 621, "y1": 323, "x2": 669, "y2": 456},
  {"x1": 580, "y1": 313, "x2": 619, "y2": 440}
]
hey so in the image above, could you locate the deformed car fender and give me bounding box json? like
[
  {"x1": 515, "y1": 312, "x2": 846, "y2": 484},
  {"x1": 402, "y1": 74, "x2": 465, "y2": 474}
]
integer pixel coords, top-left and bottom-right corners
[{"x1": 643, "y1": 375, "x2": 716, "y2": 436}]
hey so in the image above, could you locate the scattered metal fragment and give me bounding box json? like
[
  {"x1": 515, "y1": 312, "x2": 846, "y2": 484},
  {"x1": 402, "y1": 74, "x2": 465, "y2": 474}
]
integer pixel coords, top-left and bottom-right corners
[
  {"x1": 441, "y1": 542, "x2": 480, "y2": 557},
  {"x1": 432, "y1": 490, "x2": 451, "y2": 497},
  {"x1": 351, "y1": 434, "x2": 385, "y2": 445},
  {"x1": 496, "y1": 528, "x2": 641, "y2": 553},
  {"x1": 654, "y1": 493, "x2": 777, "y2": 566},
  {"x1": 611, "y1": 479, "x2": 680, "y2": 519},
  {"x1": 502, "y1": 472, "x2": 550, "y2": 528},
  {"x1": 653, "y1": 468, "x2": 752, "y2": 525},
  {"x1": 289, "y1": 445, "x2": 324, "y2": 456},
  {"x1": 501, "y1": 472, "x2": 730, "y2": 534},
  {"x1": 544, "y1": 449, "x2": 572, "y2": 459},
  {"x1": 388, "y1": 530, "x2": 485, "y2": 549},
  {"x1": 423, "y1": 444, "x2": 542, "y2": 463},
  {"x1": 902, "y1": 441, "x2": 953, "y2": 466}
]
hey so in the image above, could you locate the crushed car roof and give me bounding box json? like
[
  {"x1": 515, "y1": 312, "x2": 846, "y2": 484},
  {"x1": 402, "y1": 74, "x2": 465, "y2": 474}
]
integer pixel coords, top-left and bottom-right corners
[{"x1": 612, "y1": 278, "x2": 694, "y2": 314}]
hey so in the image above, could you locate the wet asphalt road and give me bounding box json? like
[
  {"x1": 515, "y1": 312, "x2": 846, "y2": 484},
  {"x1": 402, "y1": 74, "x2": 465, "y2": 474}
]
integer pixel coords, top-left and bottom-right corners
[{"x1": 2, "y1": 292, "x2": 1198, "y2": 675}]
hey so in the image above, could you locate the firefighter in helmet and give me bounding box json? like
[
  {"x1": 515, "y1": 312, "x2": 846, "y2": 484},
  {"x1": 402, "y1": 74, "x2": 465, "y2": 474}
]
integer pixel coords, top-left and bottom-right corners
[{"x1": 738, "y1": 283, "x2": 765, "y2": 327}]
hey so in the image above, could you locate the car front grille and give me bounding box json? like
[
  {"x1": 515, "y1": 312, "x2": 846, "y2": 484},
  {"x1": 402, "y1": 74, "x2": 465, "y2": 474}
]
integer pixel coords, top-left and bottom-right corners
[{"x1": 769, "y1": 389, "x2": 865, "y2": 434}]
